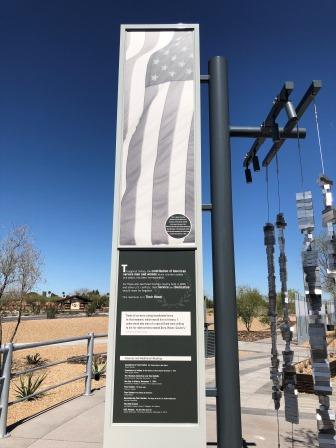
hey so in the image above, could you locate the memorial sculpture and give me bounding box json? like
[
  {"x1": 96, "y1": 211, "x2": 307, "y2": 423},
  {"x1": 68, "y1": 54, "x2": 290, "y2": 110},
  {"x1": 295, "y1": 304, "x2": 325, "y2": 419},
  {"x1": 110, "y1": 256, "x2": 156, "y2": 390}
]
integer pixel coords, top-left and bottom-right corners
[
  {"x1": 296, "y1": 190, "x2": 336, "y2": 447},
  {"x1": 276, "y1": 213, "x2": 299, "y2": 424},
  {"x1": 263, "y1": 222, "x2": 282, "y2": 411}
]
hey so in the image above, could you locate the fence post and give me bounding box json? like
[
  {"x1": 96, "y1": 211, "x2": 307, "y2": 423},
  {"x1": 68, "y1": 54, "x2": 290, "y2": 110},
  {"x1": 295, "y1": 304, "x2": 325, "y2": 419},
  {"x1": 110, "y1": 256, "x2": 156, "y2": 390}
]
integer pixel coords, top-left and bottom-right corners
[
  {"x1": 84, "y1": 333, "x2": 94, "y2": 396},
  {"x1": 0, "y1": 343, "x2": 13, "y2": 438}
]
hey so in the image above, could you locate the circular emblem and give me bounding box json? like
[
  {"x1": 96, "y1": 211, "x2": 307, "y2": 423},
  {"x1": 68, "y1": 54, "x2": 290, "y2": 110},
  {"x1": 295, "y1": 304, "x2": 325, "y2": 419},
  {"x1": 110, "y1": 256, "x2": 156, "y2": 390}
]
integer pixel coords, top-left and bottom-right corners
[{"x1": 165, "y1": 214, "x2": 191, "y2": 239}]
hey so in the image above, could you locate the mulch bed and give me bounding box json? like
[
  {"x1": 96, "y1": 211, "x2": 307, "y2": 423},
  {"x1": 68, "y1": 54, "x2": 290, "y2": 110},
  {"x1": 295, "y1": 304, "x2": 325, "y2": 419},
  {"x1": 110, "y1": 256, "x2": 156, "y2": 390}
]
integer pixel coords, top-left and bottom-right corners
[{"x1": 237, "y1": 330, "x2": 271, "y2": 342}]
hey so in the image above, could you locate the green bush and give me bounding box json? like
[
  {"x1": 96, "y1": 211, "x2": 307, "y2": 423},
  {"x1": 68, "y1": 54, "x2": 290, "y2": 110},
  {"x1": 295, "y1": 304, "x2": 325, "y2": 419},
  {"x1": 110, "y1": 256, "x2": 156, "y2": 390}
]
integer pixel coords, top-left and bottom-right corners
[
  {"x1": 46, "y1": 307, "x2": 57, "y2": 319},
  {"x1": 236, "y1": 286, "x2": 266, "y2": 332},
  {"x1": 86, "y1": 302, "x2": 97, "y2": 316}
]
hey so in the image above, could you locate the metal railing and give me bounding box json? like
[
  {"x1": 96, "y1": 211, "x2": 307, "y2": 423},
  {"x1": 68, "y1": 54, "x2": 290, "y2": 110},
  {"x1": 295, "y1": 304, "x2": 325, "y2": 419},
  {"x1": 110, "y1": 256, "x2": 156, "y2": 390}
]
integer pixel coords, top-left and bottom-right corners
[
  {"x1": 204, "y1": 327, "x2": 215, "y2": 358},
  {"x1": 0, "y1": 332, "x2": 107, "y2": 438}
]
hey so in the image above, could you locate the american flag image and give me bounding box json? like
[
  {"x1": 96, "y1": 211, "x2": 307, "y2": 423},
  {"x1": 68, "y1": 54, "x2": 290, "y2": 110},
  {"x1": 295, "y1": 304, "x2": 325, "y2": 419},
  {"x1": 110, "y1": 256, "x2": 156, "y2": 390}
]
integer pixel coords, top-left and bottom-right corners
[{"x1": 119, "y1": 30, "x2": 196, "y2": 246}]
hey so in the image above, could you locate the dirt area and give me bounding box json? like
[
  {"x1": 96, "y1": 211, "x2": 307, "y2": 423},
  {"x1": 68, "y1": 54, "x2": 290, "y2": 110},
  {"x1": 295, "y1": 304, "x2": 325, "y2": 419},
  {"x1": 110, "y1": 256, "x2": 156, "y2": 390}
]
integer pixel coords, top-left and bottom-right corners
[
  {"x1": 207, "y1": 310, "x2": 272, "y2": 341},
  {"x1": 2, "y1": 315, "x2": 109, "y2": 344},
  {"x1": 206, "y1": 312, "x2": 269, "y2": 332},
  {"x1": 237, "y1": 330, "x2": 271, "y2": 342},
  {"x1": 8, "y1": 342, "x2": 107, "y2": 426}
]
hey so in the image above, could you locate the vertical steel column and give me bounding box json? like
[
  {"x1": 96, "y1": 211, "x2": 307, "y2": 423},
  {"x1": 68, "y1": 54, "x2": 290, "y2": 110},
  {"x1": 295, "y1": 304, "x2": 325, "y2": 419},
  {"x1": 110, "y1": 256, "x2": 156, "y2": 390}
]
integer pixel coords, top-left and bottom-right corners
[
  {"x1": 0, "y1": 343, "x2": 13, "y2": 438},
  {"x1": 84, "y1": 332, "x2": 94, "y2": 396},
  {"x1": 208, "y1": 56, "x2": 242, "y2": 448}
]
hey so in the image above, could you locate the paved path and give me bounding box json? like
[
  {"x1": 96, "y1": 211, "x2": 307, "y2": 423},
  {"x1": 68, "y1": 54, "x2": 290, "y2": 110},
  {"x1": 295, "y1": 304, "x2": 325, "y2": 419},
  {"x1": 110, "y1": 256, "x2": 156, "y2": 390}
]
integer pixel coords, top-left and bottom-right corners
[{"x1": 2, "y1": 338, "x2": 324, "y2": 447}]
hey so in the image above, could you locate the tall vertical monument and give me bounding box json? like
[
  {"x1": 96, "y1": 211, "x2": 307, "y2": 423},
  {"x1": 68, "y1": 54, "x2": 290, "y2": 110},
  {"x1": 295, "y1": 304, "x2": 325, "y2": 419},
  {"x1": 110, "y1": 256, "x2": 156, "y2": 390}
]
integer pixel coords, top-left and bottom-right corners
[{"x1": 104, "y1": 24, "x2": 206, "y2": 448}]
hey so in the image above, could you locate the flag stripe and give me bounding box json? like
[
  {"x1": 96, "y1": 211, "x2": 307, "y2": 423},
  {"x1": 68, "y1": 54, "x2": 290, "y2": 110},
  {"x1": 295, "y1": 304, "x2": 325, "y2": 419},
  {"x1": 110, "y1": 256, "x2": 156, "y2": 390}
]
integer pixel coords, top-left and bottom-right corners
[
  {"x1": 121, "y1": 32, "x2": 174, "y2": 200},
  {"x1": 123, "y1": 32, "x2": 174, "y2": 141},
  {"x1": 120, "y1": 85, "x2": 159, "y2": 245},
  {"x1": 123, "y1": 32, "x2": 160, "y2": 140},
  {"x1": 167, "y1": 81, "x2": 194, "y2": 244},
  {"x1": 184, "y1": 114, "x2": 195, "y2": 243},
  {"x1": 125, "y1": 32, "x2": 145, "y2": 60},
  {"x1": 133, "y1": 83, "x2": 171, "y2": 245},
  {"x1": 151, "y1": 82, "x2": 185, "y2": 245}
]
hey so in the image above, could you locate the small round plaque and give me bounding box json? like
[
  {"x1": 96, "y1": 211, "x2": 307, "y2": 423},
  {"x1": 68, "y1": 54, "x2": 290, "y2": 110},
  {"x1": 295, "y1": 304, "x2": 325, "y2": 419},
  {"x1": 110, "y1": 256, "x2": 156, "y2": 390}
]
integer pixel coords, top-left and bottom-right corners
[{"x1": 165, "y1": 214, "x2": 191, "y2": 239}]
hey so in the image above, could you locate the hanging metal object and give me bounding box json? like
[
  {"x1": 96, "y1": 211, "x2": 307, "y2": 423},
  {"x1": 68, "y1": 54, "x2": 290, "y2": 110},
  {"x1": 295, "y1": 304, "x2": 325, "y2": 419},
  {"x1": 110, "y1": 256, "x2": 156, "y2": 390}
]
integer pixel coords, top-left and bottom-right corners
[
  {"x1": 318, "y1": 175, "x2": 336, "y2": 280},
  {"x1": 317, "y1": 175, "x2": 336, "y2": 447},
  {"x1": 276, "y1": 213, "x2": 299, "y2": 424},
  {"x1": 264, "y1": 222, "x2": 282, "y2": 410},
  {"x1": 296, "y1": 190, "x2": 336, "y2": 447}
]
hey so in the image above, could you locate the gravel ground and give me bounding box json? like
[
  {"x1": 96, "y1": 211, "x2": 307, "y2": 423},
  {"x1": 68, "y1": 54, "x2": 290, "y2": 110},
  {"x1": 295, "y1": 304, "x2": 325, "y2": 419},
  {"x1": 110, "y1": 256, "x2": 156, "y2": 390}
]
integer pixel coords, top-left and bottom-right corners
[
  {"x1": 2, "y1": 315, "x2": 109, "y2": 344},
  {"x1": 8, "y1": 342, "x2": 107, "y2": 426}
]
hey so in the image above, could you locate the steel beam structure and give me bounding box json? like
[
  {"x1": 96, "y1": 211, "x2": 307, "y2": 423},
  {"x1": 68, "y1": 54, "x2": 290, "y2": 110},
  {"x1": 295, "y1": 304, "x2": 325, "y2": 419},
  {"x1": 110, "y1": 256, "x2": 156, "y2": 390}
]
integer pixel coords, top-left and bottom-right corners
[
  {"x1": 243, "y1": 82, "x2": 294, "y2": 168},
  {"x1": 262, "y1": 80, "x2": 322, "y2": 167}
]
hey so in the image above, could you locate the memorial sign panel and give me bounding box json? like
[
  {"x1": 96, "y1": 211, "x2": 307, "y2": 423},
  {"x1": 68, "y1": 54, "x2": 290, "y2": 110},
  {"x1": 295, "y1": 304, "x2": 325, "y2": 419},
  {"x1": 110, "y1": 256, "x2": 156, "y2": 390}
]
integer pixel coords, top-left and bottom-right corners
[{"x1": 104, "y1": 24, "x2": 205, "y2": 448}]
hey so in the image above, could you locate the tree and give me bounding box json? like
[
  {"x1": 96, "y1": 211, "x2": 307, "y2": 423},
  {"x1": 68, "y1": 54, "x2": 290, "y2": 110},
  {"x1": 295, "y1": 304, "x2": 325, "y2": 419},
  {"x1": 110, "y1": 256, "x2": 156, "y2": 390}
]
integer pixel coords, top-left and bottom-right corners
[
  {"x1": 236, "y1": 286, "x2": 265, "y2": 332},
  {"x1": 0, "y1": 226, "x2": 42, "y2": 345},
  {"x1": 204, "y1": 295, "x2": 213, "y2": 309},
  {"x1": 315, "y1": 232, "x2": 336, "y2": 298},
  {"x1": 260, "y1": 288, "x2": 298, "y2": 328},
  {"x1": 276, "y1": 289, "x2": 297, "y2": 317}
]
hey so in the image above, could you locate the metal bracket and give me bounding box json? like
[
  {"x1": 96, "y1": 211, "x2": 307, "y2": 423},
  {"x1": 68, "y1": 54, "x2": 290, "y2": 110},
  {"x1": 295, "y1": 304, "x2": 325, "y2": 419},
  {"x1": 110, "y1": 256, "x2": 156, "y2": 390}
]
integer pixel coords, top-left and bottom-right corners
[
  {"x1": 240, "y1": 80, "x2": 322, "y2": 182},
  {"x1": 243, "y1": 81, "x2": 295, "y2": 169},
  {"x1": 230, "y1": 126, "x2": 306, "y2": 139},
  {"x1": 262, "y1": 80, "x2": 322, "y2": 167},
  {"x1": 202, "y1": 204, "x2": 213, "y2": 211}
]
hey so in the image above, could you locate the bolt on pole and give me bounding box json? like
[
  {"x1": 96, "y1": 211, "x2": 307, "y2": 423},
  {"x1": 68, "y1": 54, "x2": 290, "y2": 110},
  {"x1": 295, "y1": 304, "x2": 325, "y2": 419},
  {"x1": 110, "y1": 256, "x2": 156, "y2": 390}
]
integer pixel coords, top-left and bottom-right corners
[{"x1": 208, "y1": 56, "x2": 242, "y2": 448}]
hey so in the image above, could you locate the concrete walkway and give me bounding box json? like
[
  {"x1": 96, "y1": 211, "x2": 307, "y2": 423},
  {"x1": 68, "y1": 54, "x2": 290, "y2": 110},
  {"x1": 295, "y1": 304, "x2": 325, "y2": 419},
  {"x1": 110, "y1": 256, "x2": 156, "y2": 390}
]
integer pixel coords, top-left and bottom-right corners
[{"x1": 1, "y1": 339, "x2": 324, "y2": 447}]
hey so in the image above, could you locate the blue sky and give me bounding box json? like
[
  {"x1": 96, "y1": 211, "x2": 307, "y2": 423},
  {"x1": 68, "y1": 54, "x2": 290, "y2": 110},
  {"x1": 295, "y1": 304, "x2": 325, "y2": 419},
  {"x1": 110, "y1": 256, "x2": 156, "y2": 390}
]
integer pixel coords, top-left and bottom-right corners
[{"x1": 1, "y1": 0, "x2": 335, "y2": 297}]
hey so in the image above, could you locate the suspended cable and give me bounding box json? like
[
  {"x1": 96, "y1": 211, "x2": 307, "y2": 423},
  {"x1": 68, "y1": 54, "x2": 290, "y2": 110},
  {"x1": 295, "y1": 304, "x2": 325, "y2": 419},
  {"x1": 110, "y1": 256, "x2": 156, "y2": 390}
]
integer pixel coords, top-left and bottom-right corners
[
  {"x1": 276, "y1": 409, "x2": 281, "y2": 448},
  {"x1": 296, "y1": 125, "x2": 304, "y2": 191},
  {"x1": 313, "y1": 100, "x2": 325, "y2": 174},
  {"x1": 275, "y1": 153, "x2": 281, "y2": 213}
]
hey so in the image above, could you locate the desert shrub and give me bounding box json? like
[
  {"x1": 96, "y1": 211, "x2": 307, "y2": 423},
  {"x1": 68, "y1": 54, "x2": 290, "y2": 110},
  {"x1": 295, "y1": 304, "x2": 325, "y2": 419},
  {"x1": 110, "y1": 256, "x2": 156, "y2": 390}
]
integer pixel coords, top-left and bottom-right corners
[
  {"x1": 14, "y1": 372, "x2": 47, "y2": 401},
  {"x1": 26, "y1": 353, "x2": 44, "y2": 366},
  {"x1": 92, "y1": 355, "x2": 107, "y2": 381}
]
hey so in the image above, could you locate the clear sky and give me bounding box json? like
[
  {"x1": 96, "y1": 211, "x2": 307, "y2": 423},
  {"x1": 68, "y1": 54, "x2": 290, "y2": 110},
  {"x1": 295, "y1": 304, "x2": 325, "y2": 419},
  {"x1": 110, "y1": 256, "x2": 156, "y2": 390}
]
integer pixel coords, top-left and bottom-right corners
[{"x1": 1, "y1": 0, "x2": 335, "y2": 298}]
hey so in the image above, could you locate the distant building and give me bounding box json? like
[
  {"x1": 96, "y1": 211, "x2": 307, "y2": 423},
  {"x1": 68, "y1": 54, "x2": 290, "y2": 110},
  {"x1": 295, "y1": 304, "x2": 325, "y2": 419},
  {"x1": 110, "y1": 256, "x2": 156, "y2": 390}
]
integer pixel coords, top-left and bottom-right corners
[{"x1": 56, "y1": 295, "x2": 92, "y2": 312}]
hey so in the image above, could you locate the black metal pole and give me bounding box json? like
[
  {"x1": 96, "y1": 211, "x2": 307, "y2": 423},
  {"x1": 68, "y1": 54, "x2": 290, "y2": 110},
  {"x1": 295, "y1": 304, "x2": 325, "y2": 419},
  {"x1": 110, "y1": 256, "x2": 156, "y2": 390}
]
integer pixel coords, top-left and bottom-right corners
[{"x1": 208, "y1": 56, "x2": 242, "y2": 448}]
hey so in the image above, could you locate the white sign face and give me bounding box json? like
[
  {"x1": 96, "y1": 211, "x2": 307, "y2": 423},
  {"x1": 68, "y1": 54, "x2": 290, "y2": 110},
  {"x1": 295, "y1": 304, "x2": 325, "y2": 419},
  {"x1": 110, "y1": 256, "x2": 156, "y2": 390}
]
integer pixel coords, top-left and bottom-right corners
[
  {"x1": 104, "y1": 24, "x2": 205, "y2": 448},
  {"x1": 71, "y1": 301, "x2": 80, "y2": 310},
  {"x1": 120, "y1": 311, "x2": 191, "y2": 336}
]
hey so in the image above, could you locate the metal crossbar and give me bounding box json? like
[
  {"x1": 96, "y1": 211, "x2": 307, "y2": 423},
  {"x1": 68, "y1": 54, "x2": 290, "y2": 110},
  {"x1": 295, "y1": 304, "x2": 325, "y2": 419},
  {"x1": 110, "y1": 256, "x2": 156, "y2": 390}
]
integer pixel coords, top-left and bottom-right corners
[
  {"x1": 12, "y1": 335, "x2": 90, "y2": 351},
  {"x1": 11, "y1": 357, "x2": 74, "y2": 377},
  {"x1": 9, "y1": 374, "x2": 87, "y2": 406}
]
